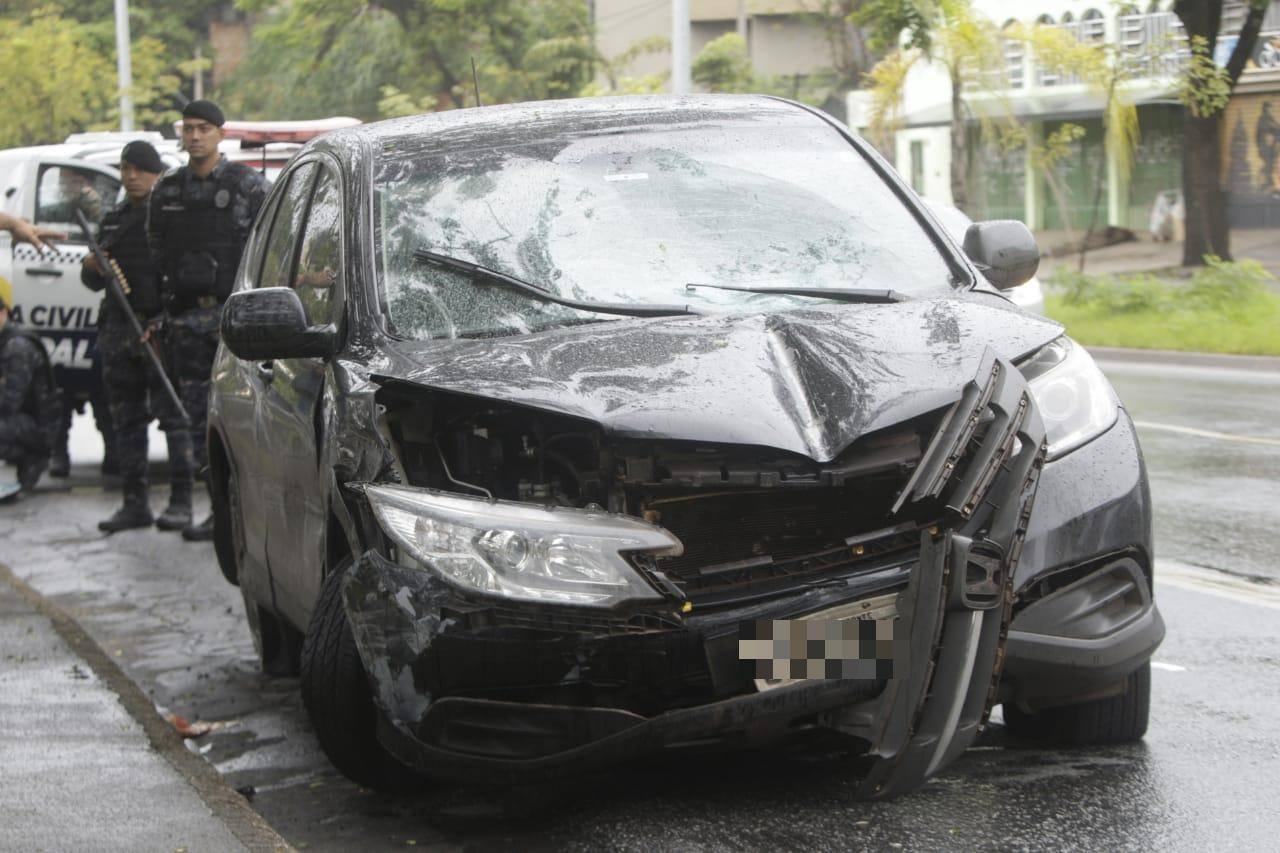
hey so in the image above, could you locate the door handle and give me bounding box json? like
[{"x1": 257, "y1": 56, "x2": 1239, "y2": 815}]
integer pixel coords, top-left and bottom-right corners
[
  {"x1": 25, "y1": 267, "x2": 63, "y2": 277},
  {"x1": 255, "y1": 360, "x2": 275, "y2": 382}
]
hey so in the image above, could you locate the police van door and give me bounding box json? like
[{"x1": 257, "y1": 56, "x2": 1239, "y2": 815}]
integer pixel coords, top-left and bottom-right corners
[{"x1": 8, "y1": 158, "x2": 120, "y2": 404}]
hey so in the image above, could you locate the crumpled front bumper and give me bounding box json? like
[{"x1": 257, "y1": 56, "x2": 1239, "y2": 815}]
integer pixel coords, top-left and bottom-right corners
[
  {"x1": 340, "y1": 351, "x2": 1047, "y2": 799},
  {"x1": 343, "y1": 522, "x2": 1013, "y2": 799}
]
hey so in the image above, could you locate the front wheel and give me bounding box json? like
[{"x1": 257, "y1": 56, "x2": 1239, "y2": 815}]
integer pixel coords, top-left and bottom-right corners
[
  {"x1": 1003, "y1": 661, "x2": 1151, "y2": 745},
  {"x1": 212, "y1": 457, "x2": 242, "y2": 587},
  {"x1": 299, "y1": 557, "x2": 424, "y2": 791}
]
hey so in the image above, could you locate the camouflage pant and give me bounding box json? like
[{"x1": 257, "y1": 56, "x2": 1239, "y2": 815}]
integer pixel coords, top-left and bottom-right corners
[
  {"x1": 166, "y1": 306, "x2": 220, "y2": 481},
  {"x1": 0, "y1": 412, "x2": 46, "y2": 466},
  {"x1": 99, "y1": 319, "x2": 194, "y2": 490}
]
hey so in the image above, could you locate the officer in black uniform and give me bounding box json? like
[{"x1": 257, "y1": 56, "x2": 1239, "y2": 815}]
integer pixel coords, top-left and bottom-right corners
[
  {"x1": 82, "y1": 141, "x2": 196, "y2": 532},
  {"x1": 148, "y1": 100, "x2": 269, "y2": 541},
  {"x1": 0, "y1": 277, "x2": 57, "y2": 497}
]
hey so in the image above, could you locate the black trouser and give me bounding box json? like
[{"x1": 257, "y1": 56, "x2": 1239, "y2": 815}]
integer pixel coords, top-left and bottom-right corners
[
  {"x1": 0, "y1": 412, "x2": 46, "y2": 468},
  {"x1": 166, "y1": 305, "x2": 220, "y2": 482},
  {"x1": 99, "y1": 318, "x2": 194, "y2": 494}
]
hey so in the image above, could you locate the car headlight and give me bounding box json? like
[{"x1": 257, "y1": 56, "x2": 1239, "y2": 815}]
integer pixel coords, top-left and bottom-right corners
[
  {"x1": 364, "y1": 484, "x2": 679, "y2": 607},
  {"x1": 1021, "y1": 337, "x2": 1120, "y2": 460}
]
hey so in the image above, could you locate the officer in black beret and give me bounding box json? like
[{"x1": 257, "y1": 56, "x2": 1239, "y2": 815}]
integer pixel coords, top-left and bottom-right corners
[
  {"x1": 147, "y1": 99, "x2": 269, "y2": 541},
  {"x1": 83, "y1": 140, "x2": 195, "y2": 531}
]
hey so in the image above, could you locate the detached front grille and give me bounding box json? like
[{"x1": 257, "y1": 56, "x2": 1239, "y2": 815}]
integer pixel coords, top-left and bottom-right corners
[
  {"x1": 640, "y1": 350, "x2": 1046, "y2": 606},
  {"x1": 644, "y1": 477, "x2": 932, "y2": 600}
]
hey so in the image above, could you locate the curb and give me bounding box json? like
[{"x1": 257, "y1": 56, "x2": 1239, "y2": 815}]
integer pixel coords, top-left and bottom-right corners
[
  {"x1": 1087, "y1": 346, "x2": 1280, "y2": 373},
  {"x1": 0, "y1": 561, "x2": 294, "y2": 853}
]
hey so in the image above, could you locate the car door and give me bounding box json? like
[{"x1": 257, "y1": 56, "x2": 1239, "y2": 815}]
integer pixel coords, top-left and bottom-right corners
[
  {"x1": 8, "y1": 159, "x2": 120, "y2": 402},
  {"x1": 255, "y1": 158, "x2": 344, "y2": 627},
  {"x1": 231, "y1": 161, "x2": 317, "y2": 594}
]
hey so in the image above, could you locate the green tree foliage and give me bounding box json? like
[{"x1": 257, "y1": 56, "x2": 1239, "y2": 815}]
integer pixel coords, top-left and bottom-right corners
[
  {"x1": 230, "y1": 0, "x2": 596, "y2": 118},
  {"x1": 580, "y1": 35, "x2": 668, "y2": 97},
  {"x1": 692, "y1": 33, "x2": 753, "y2": 93},
  {"x1": 0, "y1": 7, "x2": 181, "y2": 147},
  {"x1": 218, "y1": 7, "x2": 410, "y2": 120}
]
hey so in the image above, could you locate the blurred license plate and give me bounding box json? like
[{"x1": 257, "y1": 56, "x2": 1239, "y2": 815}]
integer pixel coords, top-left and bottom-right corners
[{"x1": 740, "y1": 592, "x2": 899, "y2": 691}]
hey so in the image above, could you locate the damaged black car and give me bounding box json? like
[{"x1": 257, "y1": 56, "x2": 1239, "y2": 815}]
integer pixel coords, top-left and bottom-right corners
[{"x1": 208, "y1": 94, "x2": 1164, "y2": 799}]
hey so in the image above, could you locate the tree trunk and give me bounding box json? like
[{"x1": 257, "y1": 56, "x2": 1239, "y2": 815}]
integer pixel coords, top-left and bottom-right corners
[
  {"x1": 1173, "y1": 0, "x2": 1269, "y2": 266},
  {"x1": 1182, "y1": 111, "x2": 1232, "y2": 265},
  {"x1": 949, "y1": 68, "x2": 968, "y2": 210}
]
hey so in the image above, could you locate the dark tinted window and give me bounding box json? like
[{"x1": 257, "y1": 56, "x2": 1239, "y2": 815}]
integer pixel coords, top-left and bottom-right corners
[
  {"x1": 258, "y1": 162, "x2": 316, "y2": 288},
  {"x1": 292, "y1": 169, "x2": 341, "y2": 325}
]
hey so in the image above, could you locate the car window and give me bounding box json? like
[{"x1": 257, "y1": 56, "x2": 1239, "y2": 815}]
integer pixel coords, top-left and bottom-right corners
[
  {"x1": 257, "y1": 162, "x2": 316, "y2": 289},
  {"x1": 35, "y1": 165, "x2": 119, "y2": 240},
  {"x1": 374, "y1": 119, "x2": 959, "y2": 341},
  {"x1": 292, "y1": 168, "x2": 341, "y2": 326}
]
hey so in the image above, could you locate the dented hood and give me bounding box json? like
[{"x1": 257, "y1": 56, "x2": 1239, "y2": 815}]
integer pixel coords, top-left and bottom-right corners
[{"x1": 376, "y1": 296, "x2": 1062, "y2": 462}]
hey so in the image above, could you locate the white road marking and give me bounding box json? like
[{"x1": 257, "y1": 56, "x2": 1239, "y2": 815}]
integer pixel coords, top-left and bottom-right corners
[
  {"x1": 1150, "y1": 662, "x2": 1187, "y2": 672},
  {"x1": 1133, "y1": 420, "x2": 1280, "y2": 448},
  {"x1": 1156, "y1": 559, "x2": 1280, "y2": 611}
]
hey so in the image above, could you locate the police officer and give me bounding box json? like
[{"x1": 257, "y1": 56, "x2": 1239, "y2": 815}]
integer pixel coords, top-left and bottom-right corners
[
  {"x1": 0, "y1": 276, "x2": 56, "y2": 497},
  {"x1": 148, "y1": 100, "x2": 268, "y2": 541},
  {"x1": 83, "y1": 141, "x2": 196, "y2": 532}
]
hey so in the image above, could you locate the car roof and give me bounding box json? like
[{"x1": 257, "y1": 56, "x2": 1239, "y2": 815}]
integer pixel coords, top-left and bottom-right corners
[{"x1": 336, "y1": 94, "x2": 833, "y2": 160}]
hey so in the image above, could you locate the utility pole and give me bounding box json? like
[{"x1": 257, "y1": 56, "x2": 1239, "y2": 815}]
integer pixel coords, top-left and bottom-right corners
[
  {"x1": 113, "y1": 0, "x2": 135, "y2": 131},
  {"x1": 194, "y1": 45, "x2": 204, "y2": 100},
  {"x1": 672, "y1": 0, "x2": 691, "y2": 94}
]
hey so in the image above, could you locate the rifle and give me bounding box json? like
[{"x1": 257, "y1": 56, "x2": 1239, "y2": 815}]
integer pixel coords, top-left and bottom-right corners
[{"x1": 74, "y1": 209, "x2": 190, "y2": 426}]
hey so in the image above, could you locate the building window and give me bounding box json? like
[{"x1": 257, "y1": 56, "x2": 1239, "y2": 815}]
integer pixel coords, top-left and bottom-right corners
[{"x1": 910, "y1": 140, "x2": 925, "y2": 194}]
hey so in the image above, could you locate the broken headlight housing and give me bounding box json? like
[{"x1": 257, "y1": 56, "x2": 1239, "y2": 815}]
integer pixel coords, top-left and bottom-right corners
[
  {"x1": 365, "y1": 484, "x2": 680, "y2": 607},
  {"x1": 1022, "y1": 336, "x2": 1120, "y2": 460}
]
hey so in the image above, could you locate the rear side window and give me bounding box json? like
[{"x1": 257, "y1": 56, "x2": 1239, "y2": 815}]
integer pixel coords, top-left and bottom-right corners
[
  {"x1": 257, "y1": 162, "x2": 316, "y2": 288},
  {"x1": 292, "y1": 169, "x2": 341, "y2": 326}
]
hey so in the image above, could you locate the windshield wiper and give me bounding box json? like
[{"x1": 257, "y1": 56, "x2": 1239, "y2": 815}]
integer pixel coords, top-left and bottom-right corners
[
  {"x1": 685, "y1": 282, "x2": 909, "y2": 304},
  {"x1": 413, "y1": 249, "x2": 701, "y2": 318}
]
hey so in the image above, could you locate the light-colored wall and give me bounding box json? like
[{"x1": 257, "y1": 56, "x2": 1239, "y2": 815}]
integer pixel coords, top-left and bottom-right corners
[
  {"x1": 594, "y1": 0, "x2": 838, "y2": 89},
  {"x1": 897, "y1": 126, "x2": 953, "y2": 204},
  {"x1": 750, "y1": 14, "x2": 834, "y2": 76}
]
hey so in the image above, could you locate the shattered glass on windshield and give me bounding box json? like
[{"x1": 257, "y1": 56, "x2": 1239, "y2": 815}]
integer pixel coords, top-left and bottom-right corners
[{"x1": 373, "y1": 120, "x2": 958, "y2": 340}]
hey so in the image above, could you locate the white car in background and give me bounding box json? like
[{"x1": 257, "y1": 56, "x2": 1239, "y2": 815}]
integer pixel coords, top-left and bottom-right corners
[{"x1": 923, "y1": 199, "x2": 1045, "y2": 315}]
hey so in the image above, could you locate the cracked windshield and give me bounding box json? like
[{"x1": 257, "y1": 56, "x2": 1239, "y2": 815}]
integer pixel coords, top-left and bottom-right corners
[{"x1": 375, "y1": 122, "x2": 956, "y2": 339}]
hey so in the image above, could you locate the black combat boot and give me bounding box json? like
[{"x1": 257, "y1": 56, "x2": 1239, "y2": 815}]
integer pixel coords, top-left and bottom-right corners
[
  {"x1": 156, "y1": 481, "x2": 193, "y2": 531},
  {"x1": 17, "y1": 454, "x2": 47, "y2": 492},
  {"x1": 99, "y1": 479, "x2": 153, "y2": 532},
  {"x1": 49, "y1": 448, "x2": 70, "y2": 478},
  {"x1": 182, "y1": 513, "x2": 215, "y2": 542}
]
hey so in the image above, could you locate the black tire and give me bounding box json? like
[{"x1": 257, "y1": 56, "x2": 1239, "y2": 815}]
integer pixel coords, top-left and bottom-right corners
[
  {"x1": 300, "y1": 557, "x2": 424, "y2": 791},
  {"x1": 1003, "y1": 661, "x2": 1151, "y2": 745},
  {"x1": 212, "y1": 459, "x2": 241, "y2": 587}
]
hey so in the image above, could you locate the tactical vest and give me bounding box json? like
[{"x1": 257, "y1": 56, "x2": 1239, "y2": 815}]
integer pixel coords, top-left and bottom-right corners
[
  {"x1": 0, "y1": 325, "x2": 62, "y2": 450},
  {"x1": 98, "y1": 202, "x2": 161, "y2": 319},
  {"x1": 156, "y1": 163, "x2": 251, "y2": 304}
]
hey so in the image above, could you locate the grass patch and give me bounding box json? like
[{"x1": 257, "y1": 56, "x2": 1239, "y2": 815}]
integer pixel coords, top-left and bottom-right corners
[{"x1": 1043, "y1": 257, "x2": 1280, "y2": 356}]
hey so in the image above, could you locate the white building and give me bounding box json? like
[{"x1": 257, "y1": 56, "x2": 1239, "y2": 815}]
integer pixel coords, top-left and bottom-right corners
[{"x1": 849, "y1": 1, "x2": 1280, "y2": 231}]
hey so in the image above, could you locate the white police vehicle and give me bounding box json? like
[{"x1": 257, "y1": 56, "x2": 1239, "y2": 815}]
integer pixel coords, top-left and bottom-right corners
[{"x1": 0, "y1": 119, "x2": 357, "y2": 412}]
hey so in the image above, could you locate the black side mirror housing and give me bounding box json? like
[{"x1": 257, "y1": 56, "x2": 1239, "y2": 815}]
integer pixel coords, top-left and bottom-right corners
[
  {"x1": 962, "y1": 220, "x2": 1040, "y2": 290},
  {"x1": 221, "y1": 287, "x2": 336, "y2": 361}
]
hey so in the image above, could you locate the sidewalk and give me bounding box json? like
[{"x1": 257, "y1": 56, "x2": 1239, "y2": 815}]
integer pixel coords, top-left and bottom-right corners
[
  {"x1": 1036, "y1": 228, "x2": 1280, "y2": 283},
  {"x1": 0, "y1": 564, "x2": 289, "y2": 852}
]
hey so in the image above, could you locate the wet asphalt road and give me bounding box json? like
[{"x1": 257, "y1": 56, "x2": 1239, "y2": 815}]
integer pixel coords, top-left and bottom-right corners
[{"x1": 1, "y1": 353, "x2": 1278, "y2": 851}]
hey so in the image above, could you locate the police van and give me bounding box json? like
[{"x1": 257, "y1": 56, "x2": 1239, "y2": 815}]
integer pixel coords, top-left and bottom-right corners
[
  {"x1": 0, "y1": 136, "x2": 155, "y2": 405},
  {"x1": 0, "y1": 118, "x2": 357, "y2": 417}
]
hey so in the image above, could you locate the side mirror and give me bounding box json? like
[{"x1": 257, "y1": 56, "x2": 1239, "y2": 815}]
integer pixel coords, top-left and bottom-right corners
[
  {"x1": 962, "y1": 220, "x2": 1040, "y2": 290},
  {"x1": 221, "y1": 287, "x2": 336, "y2": 361}
]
